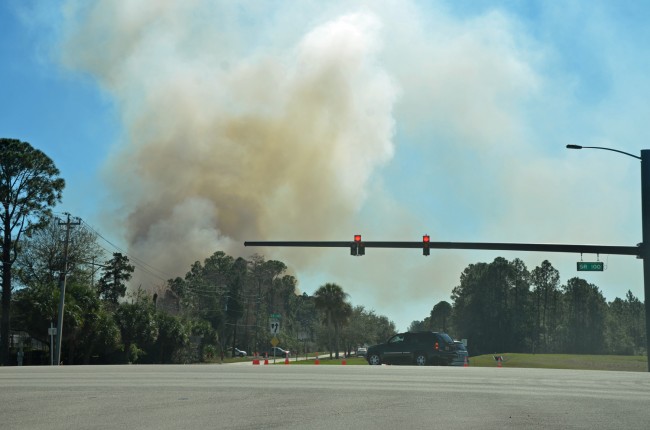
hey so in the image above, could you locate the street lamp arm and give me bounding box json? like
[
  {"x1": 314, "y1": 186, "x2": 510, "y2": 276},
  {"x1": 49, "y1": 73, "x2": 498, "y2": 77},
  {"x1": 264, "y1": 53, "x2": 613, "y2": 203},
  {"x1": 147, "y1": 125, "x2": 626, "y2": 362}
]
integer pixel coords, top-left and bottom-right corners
[{"x1": 566, "y1": 144, "x2": 641, "y2": 160}]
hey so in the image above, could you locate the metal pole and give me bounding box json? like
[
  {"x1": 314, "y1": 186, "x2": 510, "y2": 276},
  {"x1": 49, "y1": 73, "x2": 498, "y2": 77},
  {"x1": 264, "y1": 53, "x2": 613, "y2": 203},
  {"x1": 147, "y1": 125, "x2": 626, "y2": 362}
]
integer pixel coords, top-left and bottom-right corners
[
  {"x1": 567, "y1": 145, "x2": 648, "y2": 371},
  {"x1": 641, "y1": 150, "x2": 650, "y2": 372}
]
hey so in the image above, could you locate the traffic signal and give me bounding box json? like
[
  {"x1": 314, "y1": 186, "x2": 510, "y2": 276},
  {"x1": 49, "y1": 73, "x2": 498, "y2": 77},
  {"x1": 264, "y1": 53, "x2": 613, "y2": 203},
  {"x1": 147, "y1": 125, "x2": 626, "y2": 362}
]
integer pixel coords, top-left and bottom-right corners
[
  {"x1": 423, "y1": 234, "x2": 430, "y2": 256},
  {"x1": 351, "y1": 234, "x2": 365, "y2": 256}
]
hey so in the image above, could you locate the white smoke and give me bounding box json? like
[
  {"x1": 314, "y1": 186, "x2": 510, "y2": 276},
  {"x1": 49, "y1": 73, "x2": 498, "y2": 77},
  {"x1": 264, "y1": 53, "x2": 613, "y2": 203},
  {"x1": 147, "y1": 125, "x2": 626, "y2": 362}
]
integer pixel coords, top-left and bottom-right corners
[{"x1": 61, "y1": 1, "x2": 398, "y2": 285}]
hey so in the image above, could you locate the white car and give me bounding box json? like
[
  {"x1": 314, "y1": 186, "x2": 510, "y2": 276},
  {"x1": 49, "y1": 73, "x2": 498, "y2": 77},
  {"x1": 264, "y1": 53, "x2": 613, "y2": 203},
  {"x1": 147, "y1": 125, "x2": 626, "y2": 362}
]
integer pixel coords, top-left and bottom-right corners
[
  {"x1": 233, "y1": 348, "x2": 247, "y2": 357},
  {"x1": 356, "y1": 347, "x2": 367, "y2": 357}
]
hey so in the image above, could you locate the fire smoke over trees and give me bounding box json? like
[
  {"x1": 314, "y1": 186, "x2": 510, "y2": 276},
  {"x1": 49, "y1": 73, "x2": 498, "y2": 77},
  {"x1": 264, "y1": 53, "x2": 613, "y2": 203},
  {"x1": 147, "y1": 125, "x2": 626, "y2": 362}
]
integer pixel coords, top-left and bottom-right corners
[{"x1": 60, "y1": 2, "x2": 398, "y2": 283}]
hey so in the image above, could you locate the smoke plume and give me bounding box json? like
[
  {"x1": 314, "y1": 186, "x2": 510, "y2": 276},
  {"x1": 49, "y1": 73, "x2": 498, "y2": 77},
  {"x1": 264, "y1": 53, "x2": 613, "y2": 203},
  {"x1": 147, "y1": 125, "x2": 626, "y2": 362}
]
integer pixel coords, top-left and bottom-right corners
[{"x1": 61, "y1": 2, "x2": 398, "y2": 283}]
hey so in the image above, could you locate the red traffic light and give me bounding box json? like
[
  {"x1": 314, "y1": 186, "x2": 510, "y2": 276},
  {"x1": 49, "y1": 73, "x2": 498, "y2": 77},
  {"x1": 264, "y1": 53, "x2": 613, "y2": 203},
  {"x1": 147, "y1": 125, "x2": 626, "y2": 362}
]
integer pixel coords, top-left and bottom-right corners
[
  {"x1": 351, "y1": 235, "x2": 364, "y2": 256},
  {"x1": 423, "y1": 235, "x2": 430, "y2": 243}
]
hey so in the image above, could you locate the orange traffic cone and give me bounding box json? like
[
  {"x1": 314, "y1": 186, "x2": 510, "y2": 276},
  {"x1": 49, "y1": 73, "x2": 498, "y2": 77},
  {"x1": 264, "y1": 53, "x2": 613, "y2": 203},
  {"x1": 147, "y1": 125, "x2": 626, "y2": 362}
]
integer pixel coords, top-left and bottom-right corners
[
  {"x1": 463, "y1": 356, "x2": 468, "y2": 367},
  {"x1": 342, "y1": 358, "x2": 346, "y2": 365},
  {"x1": 314, "y1": 352, "x2": 320, "y2": 365},
  {"x1": 284, "y1": 356, "x2": 290, "y2": 364}
]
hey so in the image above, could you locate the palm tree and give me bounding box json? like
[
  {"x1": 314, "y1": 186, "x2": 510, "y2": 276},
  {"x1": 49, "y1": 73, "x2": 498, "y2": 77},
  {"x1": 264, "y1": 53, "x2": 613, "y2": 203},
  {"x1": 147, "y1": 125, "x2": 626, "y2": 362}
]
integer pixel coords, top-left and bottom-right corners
[{"x1": 314, "y1": 283, "x2": 352, "y2": 358}]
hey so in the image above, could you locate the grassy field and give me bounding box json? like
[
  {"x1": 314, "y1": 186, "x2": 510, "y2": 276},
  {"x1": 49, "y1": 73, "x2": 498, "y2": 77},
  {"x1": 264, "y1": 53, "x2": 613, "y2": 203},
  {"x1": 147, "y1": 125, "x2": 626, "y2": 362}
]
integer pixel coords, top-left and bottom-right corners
[
  {"x1": 469, "y1": 353, "x2": 647, "y2": 372},
  {"x1": 212, "y1": 353, "x2": 647, "y2": 371}
]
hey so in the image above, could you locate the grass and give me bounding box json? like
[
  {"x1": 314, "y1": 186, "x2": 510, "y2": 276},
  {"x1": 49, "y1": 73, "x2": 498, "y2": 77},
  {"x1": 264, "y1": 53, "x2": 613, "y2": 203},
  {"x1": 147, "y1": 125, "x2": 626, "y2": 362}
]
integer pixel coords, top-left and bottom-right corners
[
  {"x1": 312, "y1": 354, "x2": 648, "y2": 371},
  {"x1": 469, "y1": 353, "x2": 647, "y2": 372}
]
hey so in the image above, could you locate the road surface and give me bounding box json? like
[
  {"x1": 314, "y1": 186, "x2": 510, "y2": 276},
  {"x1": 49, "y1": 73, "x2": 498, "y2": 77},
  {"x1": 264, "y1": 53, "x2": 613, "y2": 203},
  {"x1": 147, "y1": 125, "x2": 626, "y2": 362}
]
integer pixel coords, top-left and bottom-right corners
[{"x1": 2, "y1": 364, "x2": 649, "y2": 429}]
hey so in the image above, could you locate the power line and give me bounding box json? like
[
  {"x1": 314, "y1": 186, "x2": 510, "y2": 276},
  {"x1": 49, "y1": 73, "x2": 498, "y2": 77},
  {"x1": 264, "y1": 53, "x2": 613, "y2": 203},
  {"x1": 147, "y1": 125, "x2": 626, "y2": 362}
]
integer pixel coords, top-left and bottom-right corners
[{"x1": 78, "y1": 219, "x2": 176, "y2": 282}]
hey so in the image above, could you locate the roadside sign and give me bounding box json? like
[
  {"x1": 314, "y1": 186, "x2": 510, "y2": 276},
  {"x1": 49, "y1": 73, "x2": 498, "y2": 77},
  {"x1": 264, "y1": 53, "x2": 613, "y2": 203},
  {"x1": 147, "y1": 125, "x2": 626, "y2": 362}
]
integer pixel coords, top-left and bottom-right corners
[
  {"x1": 48, "y1": 327, "x2": 57, "y2": 336},
  {"x1": 271, "y1": 336, "x2": 279, "y2": 347},
  {"x1": 270, "y1": 313, "x2": 281, "y2": 319},
  {"x1": 577, "y1": 262, "x2": 604, "y2": 271},
  {"x1": 270, "y1": 320, "x2": 280, "y2": 335}
]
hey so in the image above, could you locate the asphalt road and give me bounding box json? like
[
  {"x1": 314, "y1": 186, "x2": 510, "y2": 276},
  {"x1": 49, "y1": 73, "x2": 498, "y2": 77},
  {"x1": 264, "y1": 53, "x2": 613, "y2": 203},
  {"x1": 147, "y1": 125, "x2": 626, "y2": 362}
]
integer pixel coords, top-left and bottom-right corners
[{"x1": 2, "y1": 364, "x2": 650, "y2": 429}]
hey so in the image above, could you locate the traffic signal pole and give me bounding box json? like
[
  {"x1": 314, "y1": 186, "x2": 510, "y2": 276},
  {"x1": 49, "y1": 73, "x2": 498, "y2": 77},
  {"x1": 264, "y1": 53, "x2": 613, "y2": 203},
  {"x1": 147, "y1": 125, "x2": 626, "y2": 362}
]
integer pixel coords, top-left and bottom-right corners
[
  {"x1": 245, "y1": 240, "x2": 638, "y2": 255},
  {"x1": 641, "y1": 150, "x2": 650, "y2": 372},
  {"x1": 566, "y1": 145, "x2": 649, "y2": 372},
  {"x1": 245, "y1": 237, "x2": 646, "y2": 369}
]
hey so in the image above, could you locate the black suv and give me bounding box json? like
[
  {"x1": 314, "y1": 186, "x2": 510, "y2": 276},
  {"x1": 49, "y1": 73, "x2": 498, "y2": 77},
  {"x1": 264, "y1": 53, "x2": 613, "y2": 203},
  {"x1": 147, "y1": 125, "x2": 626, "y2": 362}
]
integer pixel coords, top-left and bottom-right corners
[{"x1": 366, "y1": 332, "x2": 456, "y2": 366}]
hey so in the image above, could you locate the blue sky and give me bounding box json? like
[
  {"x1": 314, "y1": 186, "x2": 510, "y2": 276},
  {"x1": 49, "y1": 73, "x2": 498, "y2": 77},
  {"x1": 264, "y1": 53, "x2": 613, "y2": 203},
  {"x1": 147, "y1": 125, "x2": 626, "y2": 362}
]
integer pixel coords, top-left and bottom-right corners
[{"x1": 2, "y1": 0, "x2": 650, "y2": 332}]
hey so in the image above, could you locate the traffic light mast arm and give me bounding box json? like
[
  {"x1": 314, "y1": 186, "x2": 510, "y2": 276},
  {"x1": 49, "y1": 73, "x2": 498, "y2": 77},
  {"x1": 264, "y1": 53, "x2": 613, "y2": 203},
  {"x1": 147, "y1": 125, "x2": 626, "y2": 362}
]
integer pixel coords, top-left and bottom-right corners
[{"x1": 244, "y1": 240, "x2": 640, "y2": 256}]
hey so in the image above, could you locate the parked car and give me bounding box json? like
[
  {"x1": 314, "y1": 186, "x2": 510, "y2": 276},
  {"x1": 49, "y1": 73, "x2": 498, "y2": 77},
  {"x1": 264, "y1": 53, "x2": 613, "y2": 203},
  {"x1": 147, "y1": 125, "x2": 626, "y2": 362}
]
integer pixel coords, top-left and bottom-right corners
[
  {"x1": 262, "y1": 347, "x2": 290, "y2": 358},
  {"x1": 450, "y1": 341, "x2": 469, "y2": 366},
  {"x1": 366, "y1": 331, "x2": 456, "y2": 366},
  {"x1": 356, "y1": 347, "x2": 367, "y2": 357},
  {"x1": 227, "y1": 347, "x2": 247, "y2": 357}
]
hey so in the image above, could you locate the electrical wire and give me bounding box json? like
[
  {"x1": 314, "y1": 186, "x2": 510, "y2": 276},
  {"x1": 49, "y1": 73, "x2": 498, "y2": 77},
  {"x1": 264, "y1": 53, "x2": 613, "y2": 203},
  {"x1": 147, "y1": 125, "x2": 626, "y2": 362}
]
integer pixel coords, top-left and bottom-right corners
[{"x1": 75, "y1": 218, "x2": 175, "y2": 284}]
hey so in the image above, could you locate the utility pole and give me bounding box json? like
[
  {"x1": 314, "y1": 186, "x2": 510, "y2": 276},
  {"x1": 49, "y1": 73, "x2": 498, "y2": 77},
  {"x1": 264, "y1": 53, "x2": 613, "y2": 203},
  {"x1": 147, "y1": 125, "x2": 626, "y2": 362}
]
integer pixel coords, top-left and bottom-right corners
[{"x1": 54, "y1": 213, "x2": 80, "y2": 365}]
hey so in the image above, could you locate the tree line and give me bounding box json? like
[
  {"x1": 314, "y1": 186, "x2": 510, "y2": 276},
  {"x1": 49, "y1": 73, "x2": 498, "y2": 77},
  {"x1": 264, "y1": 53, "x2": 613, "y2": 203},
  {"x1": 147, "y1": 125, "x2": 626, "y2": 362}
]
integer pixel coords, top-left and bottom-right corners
[
  {"x1": 7, "y1": 212, "x2": 397, "y2": 365},
  {"x1": 408, "y1": 257, "x2": 646, "y2": 357}
]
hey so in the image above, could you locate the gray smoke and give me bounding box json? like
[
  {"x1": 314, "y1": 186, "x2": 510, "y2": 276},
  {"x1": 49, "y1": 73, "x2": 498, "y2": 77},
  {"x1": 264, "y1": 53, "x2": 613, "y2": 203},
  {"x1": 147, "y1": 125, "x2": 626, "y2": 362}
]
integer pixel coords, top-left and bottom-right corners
[{"x1": 61, "y1": 2, "x2": 398, "y2": 284}]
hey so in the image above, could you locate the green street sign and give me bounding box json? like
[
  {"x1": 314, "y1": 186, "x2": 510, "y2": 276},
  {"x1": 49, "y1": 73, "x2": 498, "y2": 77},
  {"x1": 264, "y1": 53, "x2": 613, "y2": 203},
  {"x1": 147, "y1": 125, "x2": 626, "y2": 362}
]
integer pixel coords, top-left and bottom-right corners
[
  {"x1": 577, "y1": 262, "x2": 604, "y2": 271},
  {"x1": 270, "y1": 313, "x2": 281, "y2": 319}
]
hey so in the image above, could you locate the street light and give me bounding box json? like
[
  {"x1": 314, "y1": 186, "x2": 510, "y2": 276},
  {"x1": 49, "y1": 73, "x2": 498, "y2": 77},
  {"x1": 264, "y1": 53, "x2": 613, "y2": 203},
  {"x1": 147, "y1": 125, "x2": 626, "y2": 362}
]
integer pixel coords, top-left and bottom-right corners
[{"x1": 567, "y1": 144, "x2": 650, "y2": 371}]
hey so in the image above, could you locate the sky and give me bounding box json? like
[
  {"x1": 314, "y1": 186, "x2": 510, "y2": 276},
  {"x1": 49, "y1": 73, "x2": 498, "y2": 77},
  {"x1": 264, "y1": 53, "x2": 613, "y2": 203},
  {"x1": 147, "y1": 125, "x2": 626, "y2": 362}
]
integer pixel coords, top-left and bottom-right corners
[{"x1": 2, "y1": 0, "x2": 650, "y2": 332}]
